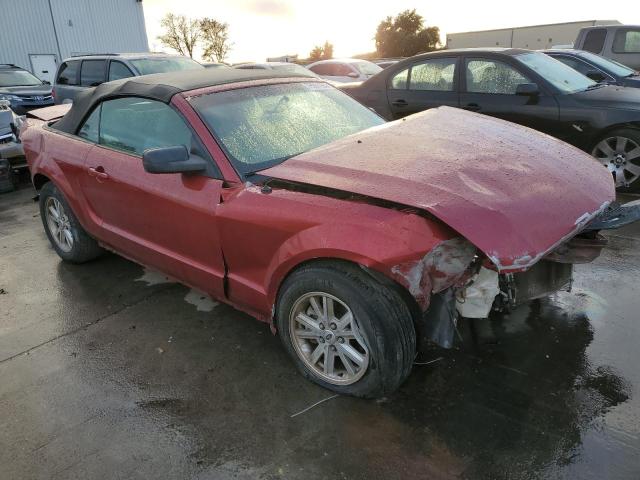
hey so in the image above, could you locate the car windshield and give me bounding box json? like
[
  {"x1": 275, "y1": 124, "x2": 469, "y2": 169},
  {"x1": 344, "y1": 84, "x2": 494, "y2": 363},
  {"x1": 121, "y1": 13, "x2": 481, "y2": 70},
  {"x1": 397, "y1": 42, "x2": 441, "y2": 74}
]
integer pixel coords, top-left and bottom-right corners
[
  {"x1": 191, "y1": 82, "x2": 384, "y2": 174},
  {"x1": 578, "y1": 51, "x2": 636, "y2": 77},
  {"x1": 0, "y1": 69, "x2": 42, "y2": 87},
  {"x1": 353, "y1": 61, "x2": 383, "y2": 76},
  {"x1": 129, "y1": 57, "x2": 203, "y2": 75},
  {"x1": 516, "y1": 51, "x2": 596, "y2": 94}
]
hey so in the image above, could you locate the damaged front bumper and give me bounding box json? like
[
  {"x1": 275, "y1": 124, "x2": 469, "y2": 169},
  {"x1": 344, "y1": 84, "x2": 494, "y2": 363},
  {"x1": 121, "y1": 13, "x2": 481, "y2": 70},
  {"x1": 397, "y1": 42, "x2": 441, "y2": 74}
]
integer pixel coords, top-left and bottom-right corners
[{"x1": 422, "y1": 199, "x2": 640, "y2": 348}]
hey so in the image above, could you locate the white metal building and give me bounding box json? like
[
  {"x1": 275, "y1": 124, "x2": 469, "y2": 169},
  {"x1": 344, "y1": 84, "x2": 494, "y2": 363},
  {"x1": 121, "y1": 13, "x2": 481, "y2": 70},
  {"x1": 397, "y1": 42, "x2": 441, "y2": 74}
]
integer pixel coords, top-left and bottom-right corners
[
  {"x1": 446, "y1": 20, "x2": 621, "y2": 51},
  {"x1": 0, "y1": 0, "x2": 149, "y2": 83}
]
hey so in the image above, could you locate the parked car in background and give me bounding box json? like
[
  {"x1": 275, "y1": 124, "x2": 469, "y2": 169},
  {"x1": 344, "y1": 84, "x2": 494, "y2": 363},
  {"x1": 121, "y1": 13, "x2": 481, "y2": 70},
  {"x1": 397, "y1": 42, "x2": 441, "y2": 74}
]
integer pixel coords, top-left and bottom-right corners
[
  {"x1": 307, "y1": 59, "x2": 382, "y2": 83},
  {"x1": 343, "y1": 48, "x2": 640, "y2": 189},
  {"x1": 575, "y1": 25, "x2": 640, "y2": 70},
  {"x1": 203, "y1": 62, "x2": 230, "y2": 69},
  {"x1": 544, "y1": 49, "x2": 640, "y2": 87},
  {"x1": 234, "y1": 62, "x2": 318, "y2": 77},
  {"x1": 0, "y1": 64, "x2": 53, "y2": 114},
  {"x1": 375, "y1": 59, "x2": 402, "y2": 69},
  {"x1": 54, "y1": 53, "x2": 203, "y2": 104}
]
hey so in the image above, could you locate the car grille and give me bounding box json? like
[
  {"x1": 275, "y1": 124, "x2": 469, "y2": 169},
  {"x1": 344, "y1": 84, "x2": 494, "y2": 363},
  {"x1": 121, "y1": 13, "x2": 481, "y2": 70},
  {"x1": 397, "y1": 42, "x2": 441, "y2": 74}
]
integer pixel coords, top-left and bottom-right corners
[{"x1": 17, "y1": 95, "x2": 53, "y2": 102}]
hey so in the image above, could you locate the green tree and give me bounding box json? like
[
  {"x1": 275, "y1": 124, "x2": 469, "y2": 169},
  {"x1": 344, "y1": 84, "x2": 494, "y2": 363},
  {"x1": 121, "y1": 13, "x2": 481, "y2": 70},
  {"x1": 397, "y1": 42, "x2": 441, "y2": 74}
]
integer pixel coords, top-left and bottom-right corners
[
  {"x1": 309, "y1": 41, "x2": 334, "y2": 61},
  {"x1": 200, "y1": 18, "x2": 232, "y2": 62},
  {"x1": 322, "y1": 41, "x2": 334, "y2": 59},
  {"x1": 157, "y1": 13, "x2": 200, "y2": 58},
  {"x1": 309, "y1": 45, "x2": 324, "y2": 61},
  {"x1": 374, "y1": 9, "x2": 440, "y2": 58}
]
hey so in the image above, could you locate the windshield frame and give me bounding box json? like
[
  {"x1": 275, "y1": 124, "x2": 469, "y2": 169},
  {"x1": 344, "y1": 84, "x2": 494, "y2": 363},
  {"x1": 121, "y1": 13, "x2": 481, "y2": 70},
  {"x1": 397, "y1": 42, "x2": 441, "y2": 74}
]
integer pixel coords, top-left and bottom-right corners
[
  {"x1": 0, "y1": 68, "x2": 43, "y2": 87},
  {"x1": 515, "y1": 51, "x2": 597, "y2": 95},
  {"x1": 187, "y1": 80, "x2": 385, "y2": 178}
]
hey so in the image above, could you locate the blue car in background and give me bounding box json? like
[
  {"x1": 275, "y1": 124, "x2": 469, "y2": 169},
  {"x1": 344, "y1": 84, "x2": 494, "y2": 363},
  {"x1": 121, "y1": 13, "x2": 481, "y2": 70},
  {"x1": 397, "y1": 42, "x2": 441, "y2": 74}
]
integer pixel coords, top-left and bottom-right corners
[{"x1": 0, "y1": 64, "x2": 54, "y2": 115}]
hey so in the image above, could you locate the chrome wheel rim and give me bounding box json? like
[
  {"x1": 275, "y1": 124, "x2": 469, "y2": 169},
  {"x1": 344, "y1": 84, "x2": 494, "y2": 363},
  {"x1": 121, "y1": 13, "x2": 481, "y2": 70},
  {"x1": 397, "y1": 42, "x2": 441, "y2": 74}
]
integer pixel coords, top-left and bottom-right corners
[
  {"x1": 45, "y1": 197, "x2": 74, "y2": 253},
  {"x1": 592, "y1": 136, "x2": 640, "y2": 188},
  {"x1": 289, "y1": 292, "x2": 369, "y2": 385}
]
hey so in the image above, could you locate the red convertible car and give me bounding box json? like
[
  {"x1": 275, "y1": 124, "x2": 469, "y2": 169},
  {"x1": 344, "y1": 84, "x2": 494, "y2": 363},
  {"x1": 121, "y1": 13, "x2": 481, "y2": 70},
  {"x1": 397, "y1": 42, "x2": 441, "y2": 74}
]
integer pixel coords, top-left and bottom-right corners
[{"x1": 22, "y1": 69, "x2": 639, "y2": 397}]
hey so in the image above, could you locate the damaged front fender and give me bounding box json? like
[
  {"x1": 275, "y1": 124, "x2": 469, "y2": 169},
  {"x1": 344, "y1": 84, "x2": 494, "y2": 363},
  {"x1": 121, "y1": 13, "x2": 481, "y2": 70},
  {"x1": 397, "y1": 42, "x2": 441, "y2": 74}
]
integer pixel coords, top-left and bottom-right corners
[{"x1": 390, "y1": 237, "x2": 478, "y2": 310}]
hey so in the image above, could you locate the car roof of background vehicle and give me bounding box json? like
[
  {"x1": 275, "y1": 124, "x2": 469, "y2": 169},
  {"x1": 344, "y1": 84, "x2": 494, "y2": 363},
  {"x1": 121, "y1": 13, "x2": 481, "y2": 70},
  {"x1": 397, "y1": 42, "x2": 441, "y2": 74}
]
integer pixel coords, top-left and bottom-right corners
[
  {"x1": 307, "y1": 58, "x2": 377, "y2": 66},
  {"x1": 60, "y1": 53, "x2": 194, "y2": 62},
  {"x1": 543, "y1": 49, "x2": 591, "y2": 55},
  {"x1": 52, "y1": 68, "x2": 319, "y2": 134}
]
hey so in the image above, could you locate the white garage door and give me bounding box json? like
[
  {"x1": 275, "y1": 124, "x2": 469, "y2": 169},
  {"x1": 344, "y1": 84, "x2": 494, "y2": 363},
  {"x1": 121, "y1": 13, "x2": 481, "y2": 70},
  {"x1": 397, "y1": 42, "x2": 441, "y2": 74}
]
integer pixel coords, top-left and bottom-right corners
[{"x1": 29, "y1": 55, "x2": 57, "y2": 84}]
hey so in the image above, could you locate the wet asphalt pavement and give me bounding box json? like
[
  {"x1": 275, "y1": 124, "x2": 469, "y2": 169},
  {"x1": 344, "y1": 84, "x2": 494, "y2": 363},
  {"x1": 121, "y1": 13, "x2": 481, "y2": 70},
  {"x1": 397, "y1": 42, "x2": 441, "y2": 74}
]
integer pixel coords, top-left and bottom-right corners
[{"x1": 1, "y1": 186, "x2": 639, "y2": 480}]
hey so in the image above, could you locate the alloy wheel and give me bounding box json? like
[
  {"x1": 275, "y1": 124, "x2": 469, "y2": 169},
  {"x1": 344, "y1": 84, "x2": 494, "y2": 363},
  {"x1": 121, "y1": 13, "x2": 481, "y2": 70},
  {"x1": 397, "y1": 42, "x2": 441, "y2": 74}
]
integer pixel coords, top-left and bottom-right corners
[
  {"x1": 45, "y1": 197, "x2": 74, "y2": 252},
  {"x1": 289, "y1": 292, "x2": 369, "y2": 385},
  {"x1": 592, "y1": 136, "x2": 640, "y2": 187}
]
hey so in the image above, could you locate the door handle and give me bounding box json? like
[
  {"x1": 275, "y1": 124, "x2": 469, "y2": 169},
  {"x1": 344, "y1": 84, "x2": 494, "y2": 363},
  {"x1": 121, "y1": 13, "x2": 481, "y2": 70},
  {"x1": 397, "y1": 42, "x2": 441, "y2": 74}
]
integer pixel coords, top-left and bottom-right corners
[
  {"x1": 391, "y1": 99, "x2": 408, "y2": 107},
  {"x1": 464, "y1": 103, "x2": 481, "y2": 112},
  {"x1": 87, "y1": 166, "x2": 109, "y2": 180}
]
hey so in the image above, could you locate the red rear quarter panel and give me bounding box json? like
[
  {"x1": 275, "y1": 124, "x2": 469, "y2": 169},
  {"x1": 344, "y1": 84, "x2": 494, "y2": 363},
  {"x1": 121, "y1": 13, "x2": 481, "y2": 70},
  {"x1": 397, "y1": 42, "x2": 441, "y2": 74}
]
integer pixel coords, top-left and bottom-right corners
[{"x1": 22, "y1": 120, "x2": 97, "y2": 235}]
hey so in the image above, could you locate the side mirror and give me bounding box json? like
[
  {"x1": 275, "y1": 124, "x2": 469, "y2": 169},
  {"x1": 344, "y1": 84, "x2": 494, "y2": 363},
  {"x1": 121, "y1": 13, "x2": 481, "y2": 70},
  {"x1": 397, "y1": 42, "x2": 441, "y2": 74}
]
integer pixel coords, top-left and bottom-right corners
[
  {"x1": 347, "y1": 71, "x2": 360, "y2": 78},
  {"x1": 515, "y1": 83, "x2": 540, "y2": 96},
  {"x1": 143, "y1": 145, "x2": 207, "y2": 174},
  {"x1": 586, "y1": 70, "x2": 606, "y2": 82}
]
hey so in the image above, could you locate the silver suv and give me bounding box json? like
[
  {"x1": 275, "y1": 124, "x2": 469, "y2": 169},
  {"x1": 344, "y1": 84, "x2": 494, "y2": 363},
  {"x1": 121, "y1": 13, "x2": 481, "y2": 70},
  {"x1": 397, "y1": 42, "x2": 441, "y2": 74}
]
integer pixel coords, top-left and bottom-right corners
[{"x1": 53, "y1": 53, "x2": 204, "y2": 104}]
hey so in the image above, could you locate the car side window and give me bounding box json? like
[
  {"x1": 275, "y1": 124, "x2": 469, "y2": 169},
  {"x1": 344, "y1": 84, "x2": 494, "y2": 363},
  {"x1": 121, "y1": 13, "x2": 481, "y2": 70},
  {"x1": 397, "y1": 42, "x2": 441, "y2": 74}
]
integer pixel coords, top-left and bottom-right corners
[
  {"x1": 335, "y1": 64, "x2": 356, "y2": 76},
  {"x1": 108, "y1": 61, "x2": 134, "y2": 81},
  {"x1": 409, "y1": 58, "x2": 456, "y2": 91},
  {"x1": 613, "y1": 29, "x2": 640, "y2": 53},
  {"x1": 583, "y1": 29, "x2": 607, "y2": 54},
  {"x1": 77, "y1": 105, "x2": 101, "y2": 143},
  {"x1": 80, "y1": 60, "x2": 106, "y2": 87},
  {"x1": 98, "y1": 97, "x2": 194, "y2": 156},
  {"x1": 466, "y1": 59, "x2": 530, "y2": 95},
  {"x1": 390, "y1": 68, "x2": 408, "y2": 89},
  {"x1": 57, "y1": 61, "x2": 79, "y2": 85}
]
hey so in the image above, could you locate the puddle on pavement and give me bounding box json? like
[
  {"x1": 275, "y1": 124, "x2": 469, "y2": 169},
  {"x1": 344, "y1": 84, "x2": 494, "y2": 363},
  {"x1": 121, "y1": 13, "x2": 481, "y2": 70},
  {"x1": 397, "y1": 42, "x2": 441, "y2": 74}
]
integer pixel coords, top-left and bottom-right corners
[{"x1": 184, "y1": 289, "x2": 219, "y2": 312}]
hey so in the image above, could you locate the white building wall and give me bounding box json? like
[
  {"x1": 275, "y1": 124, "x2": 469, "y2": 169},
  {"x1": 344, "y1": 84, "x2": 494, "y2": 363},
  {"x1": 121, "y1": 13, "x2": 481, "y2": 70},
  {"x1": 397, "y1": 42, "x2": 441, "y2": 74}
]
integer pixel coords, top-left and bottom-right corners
[
  {"x1": 446, "y1": 20, "x2": 621, "y2": 50},
  {"x1": 0, "y1": 0, "x2": 148, "y2": 71},
  {"x1": 0, "y1": 0, "x2": 59, "y2": 70}
]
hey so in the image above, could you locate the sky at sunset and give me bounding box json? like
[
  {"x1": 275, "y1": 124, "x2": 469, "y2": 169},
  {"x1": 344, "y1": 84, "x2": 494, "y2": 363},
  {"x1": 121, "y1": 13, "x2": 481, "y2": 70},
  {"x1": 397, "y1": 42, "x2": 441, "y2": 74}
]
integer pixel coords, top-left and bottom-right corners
[{"x1": 142, "y1": 0, "x2": 640, "y2": 62}]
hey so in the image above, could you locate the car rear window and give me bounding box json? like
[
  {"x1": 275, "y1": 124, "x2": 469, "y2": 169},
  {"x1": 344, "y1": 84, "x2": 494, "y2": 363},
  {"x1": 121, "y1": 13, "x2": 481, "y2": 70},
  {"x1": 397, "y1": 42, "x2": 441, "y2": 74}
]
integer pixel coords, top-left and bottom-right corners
[{"x1": 57, "y1": 61, "x2": 79, "y2": 85}]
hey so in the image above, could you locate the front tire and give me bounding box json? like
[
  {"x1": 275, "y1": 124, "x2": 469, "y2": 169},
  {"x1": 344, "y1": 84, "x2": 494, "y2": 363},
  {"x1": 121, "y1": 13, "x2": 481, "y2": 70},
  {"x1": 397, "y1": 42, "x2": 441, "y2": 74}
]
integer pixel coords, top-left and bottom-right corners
[
  {"x1": 591, "y1": 128, "x2": 640, "y2": 190},
  {"x1": 276, "y1": 261, "x2": 416, "y2": 398},
  {"x1": 39, "y1": 182, "x2": 103, "y2": 263}
]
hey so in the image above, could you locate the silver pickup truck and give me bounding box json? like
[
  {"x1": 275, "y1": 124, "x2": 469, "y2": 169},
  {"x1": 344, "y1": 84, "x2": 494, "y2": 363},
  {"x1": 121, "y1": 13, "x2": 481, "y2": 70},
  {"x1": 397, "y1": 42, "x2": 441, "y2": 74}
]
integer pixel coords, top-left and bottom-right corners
[{"x1": 575, "y1": 25, "x2": 640, "y2": 70}]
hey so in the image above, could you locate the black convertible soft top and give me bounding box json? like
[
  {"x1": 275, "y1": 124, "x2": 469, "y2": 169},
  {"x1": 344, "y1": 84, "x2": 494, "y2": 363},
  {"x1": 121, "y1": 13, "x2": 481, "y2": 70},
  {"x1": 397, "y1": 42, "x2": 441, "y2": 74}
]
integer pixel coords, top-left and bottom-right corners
[{"x1": 53, "y1": 68, "x2": 316, "y2": 134}]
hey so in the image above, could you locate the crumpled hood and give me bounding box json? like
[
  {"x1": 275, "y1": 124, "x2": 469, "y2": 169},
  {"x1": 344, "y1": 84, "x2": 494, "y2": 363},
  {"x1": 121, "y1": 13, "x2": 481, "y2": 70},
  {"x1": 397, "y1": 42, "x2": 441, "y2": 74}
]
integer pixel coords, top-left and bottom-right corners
[{"x1": 263, "y1": 107, "x2": 615, "y2": 272}]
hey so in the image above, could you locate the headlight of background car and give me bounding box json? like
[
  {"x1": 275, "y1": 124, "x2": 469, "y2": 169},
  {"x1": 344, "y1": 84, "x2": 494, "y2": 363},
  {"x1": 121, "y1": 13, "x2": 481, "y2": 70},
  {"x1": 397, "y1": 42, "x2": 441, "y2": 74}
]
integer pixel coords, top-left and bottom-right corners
[{"x1": 0, "y1": 95, "x2": 21, "y2": 102}]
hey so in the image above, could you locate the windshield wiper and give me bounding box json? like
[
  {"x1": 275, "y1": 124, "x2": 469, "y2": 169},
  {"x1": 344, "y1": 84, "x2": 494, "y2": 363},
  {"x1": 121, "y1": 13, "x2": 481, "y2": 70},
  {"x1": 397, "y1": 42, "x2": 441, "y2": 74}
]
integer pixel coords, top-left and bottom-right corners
[{"x1": 586, "y1": 83, "x2": 606, "y2": 91}]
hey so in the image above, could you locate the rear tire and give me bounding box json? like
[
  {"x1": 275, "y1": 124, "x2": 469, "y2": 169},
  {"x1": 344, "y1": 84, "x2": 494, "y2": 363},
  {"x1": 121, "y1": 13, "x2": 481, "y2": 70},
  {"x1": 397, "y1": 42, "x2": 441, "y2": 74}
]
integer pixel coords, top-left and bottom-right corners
[
  {"x1": 276, "y1": 261, "x2": 416, "y2": 398},
  {"x1": 591, "y1": 128, "x2": 640, "y2": 191},
  {"x1": 39, "y1": 182, "x2": 103, "y2": 263}
]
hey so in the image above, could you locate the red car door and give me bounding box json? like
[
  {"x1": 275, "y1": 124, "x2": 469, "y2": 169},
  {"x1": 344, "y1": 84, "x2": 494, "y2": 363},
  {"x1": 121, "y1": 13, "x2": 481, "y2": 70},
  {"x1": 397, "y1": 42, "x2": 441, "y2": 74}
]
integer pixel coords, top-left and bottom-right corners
[{"x1": 78, "y1": 97, "x2": 226, "y2": 298}]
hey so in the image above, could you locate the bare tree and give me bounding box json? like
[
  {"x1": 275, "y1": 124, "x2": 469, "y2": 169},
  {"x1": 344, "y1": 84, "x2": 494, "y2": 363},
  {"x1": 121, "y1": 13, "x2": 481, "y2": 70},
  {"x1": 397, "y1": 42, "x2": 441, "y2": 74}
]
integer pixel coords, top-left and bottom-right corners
[
  {"x1": 157, "y1": 13, "x2": 200, "y2": 58},
  {"x1": 200, "y1": 18, "x2": 232, "y2": 62}
]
